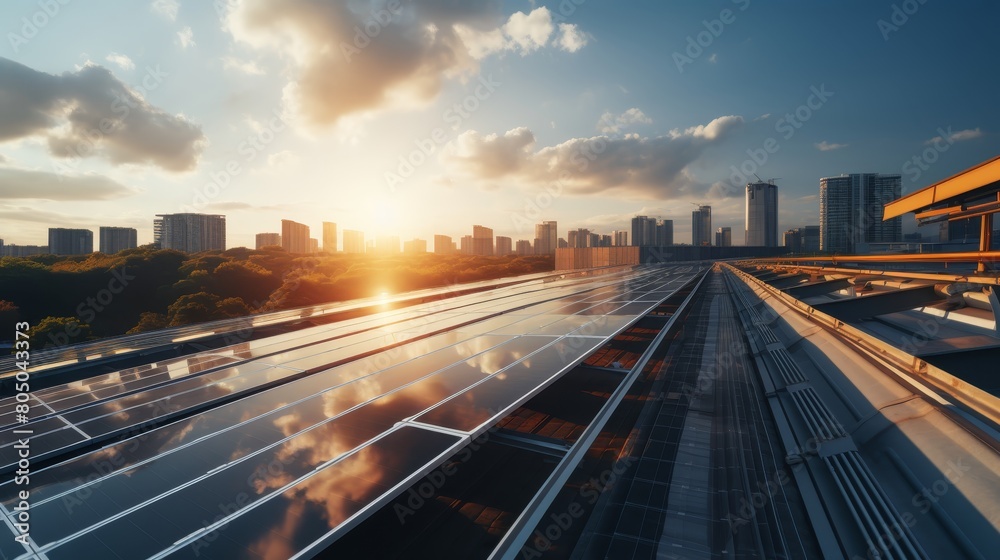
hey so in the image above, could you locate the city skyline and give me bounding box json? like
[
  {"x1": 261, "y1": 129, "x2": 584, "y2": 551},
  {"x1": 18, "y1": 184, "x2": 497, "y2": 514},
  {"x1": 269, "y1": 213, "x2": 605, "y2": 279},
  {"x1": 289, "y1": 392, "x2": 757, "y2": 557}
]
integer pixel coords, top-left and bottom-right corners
[{"x1": 0, "y1": 2, "x2": 996, "y2": 249}]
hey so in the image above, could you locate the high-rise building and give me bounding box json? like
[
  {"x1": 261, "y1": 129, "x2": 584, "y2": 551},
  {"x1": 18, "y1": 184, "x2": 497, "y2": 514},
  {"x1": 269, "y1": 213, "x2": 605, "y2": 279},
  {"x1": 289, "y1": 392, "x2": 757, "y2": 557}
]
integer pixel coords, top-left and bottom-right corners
[
  {"x1": 715, "y1": 227, "x2": 732, "y2": 247},
  {"x1": 495, "y1": 236, "x2": 512, "y2": 256},
  {"x1": 941, "y1": 217, "x2": 980, "y2": 243},
  {"x1": 656, "y1": 220, "x2": 674, "y2": 246},
  {"x1": 434, "y1": 235, "x2": 453, "y2": 254},
  {"x1": 515, "y1": 240, "x2": 533, "y2": 255},
  {"x1": 745, "y1": 181, "x2": 779, "y2": 246},
  {"x1": 48, "y1": 228, "x2": 94, "y2": 255},
  {"x1": 631, "y1": 216, "x2": 650, "y2": 246},
  {"x1": 802, "y1": 225, "x2": 820, "y2": 252},
  {"x1": 322, "y1": 222, "x2": 337, "y2": 253},
  {"x1": 567, "y1": 228, "x2": 591, "y2": 248},
  {"x1": 557, "y1": 238, "x2": 568, "y2": 249},
  {"x1": 155, "y1": 214, "x2": 225, "y2": 253},
  {"x1": 460, "y1": 235, "x2": 473, "y2": 254},
  {"x1": 255, "y1": 233, "x2": 281, "y2": 249},
  {"x1": 1, "y1": 244, "x2": 48, "y2": 257},
  {"x1": 309, "y1": 238, "x2": 319, "y2": 253},
  {"x1": 403, "y1": 239, "x2": 426, "y2": 254},
  {"x1": 376, "y1": 236, "x2": 400, "y2": 255},
  {"x1": 691, "y1": 206, "x2": 712, "y2": 246},
  {"x1": 99, "y1": 227, "x2": 137, "y2": 254},
  {"x1": 534, "y1": 221, "x2": 557, "y2": 254},
  {"x1": 783, "y1": 229, "x2": 802, "y2": 253},
  {"x1": 598, "y1": 234, "x2": 612, "y2": 247},
  {"x1": 820, "y1": 173, "x2": 902, "y2": 253},
  {"x1": 782, "y1": 226, "x2": 820, "y2": 253},
  {"x1": 472, "y1": 225, "x2": 493, "y2": 256},
  {"x1": 612, "y1": 230, "x2": 628, "y2": 246},
  {"x1": 343, "y1": 230, "x2": 365, "y2": 254},
  {"x1": 281, "y1": 220, "x2": 311, "y2": 254}
]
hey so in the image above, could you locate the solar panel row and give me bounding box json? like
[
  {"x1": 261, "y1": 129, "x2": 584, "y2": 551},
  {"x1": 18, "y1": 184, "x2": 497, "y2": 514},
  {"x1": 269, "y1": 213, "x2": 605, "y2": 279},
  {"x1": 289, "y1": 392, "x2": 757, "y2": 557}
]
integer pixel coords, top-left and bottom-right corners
[{"x1": 0, "y1": 265, "x2": 702, "y2": 559}]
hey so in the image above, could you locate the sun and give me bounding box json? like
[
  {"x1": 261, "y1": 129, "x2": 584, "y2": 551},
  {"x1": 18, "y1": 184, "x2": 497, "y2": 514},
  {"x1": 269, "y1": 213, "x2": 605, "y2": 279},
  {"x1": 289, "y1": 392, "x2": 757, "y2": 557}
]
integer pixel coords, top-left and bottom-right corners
[{"x1": 365, "y1": 197, "x2": 402, "y2": 234}]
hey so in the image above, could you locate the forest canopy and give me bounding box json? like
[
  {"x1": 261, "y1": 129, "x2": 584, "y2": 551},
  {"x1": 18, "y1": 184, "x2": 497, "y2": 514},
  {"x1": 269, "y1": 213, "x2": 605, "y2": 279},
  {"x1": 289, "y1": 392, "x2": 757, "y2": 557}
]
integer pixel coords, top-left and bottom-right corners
[{"x1": 0, "y1": 248, "x2": 553, "y2": 350}]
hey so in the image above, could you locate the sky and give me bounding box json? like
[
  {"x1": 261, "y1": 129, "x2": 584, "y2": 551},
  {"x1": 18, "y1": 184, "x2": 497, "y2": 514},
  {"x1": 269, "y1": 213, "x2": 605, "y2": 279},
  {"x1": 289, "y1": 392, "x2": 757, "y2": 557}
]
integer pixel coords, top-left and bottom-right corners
[{"x1": 0, "y1": 0, "x2": 997, "y2": 249}]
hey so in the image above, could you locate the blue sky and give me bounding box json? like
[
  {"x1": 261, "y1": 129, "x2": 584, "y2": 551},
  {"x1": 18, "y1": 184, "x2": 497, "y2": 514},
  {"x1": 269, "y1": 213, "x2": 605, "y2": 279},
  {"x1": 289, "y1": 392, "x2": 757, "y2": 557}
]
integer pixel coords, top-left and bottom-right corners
[{"x1": 0, "y1": 0, "x2": 996, "y2": 248}]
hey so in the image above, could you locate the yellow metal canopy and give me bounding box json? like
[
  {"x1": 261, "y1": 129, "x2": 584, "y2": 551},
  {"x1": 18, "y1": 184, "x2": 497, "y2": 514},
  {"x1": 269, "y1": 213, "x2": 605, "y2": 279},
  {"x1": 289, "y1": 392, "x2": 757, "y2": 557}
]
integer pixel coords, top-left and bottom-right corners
[{"x1": 883, "y1": 155, "x2": 1000, "y2": 220}]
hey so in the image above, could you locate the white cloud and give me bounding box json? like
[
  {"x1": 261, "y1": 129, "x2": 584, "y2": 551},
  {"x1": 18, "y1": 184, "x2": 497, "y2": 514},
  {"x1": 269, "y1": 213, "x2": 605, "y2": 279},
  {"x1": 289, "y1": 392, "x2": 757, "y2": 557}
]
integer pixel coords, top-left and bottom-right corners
[
  {"x1": 106, "y1": 52, "x2": 135, "y2": 71},
  {"x1": 225, "y1": 2, "x2": 587, "y2": 128},
  {"x1": 0, "y1": 168, "x2": 136, "y2": 200},
  {"x1": 443, "y1": 115, "x2": 745, "y2": 199},
  {"x1": 503, "y1": 8, "x2": 554, "y2": 54},
  {"x1": 222, "y1": 56, "x2": 264, "y2": 75},
  {"x1": 0, "y1": 58, "x2": 206, "y2": 171},
  {"x1": 815, "y1": 140, "x2": 848, "y2": 151},
  {"x1": 557, "y1": 23, "x2": 588, "y2": 53},
  {"x1": 598, "y1": 108, "x2": 652, "y2": 134},
  {"x1": 150, "y1": 0, "x2": 179, "y2": 21},
  {"x1": 925, "y1": 127, "x2": 983, "y2": 145},
  {"x1": 753, "y1": 113, "x2": 771, "y2": 121},
  {"x1": 177, "y1": 26, "x2": 195, "y2": 49}
]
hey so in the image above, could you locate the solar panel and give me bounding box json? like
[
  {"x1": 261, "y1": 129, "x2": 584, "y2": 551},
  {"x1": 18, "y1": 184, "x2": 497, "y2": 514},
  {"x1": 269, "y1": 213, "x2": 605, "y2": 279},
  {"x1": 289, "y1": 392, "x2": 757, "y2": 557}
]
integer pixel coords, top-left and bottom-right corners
[{"x1": 0, "y1": 265, "x2": 705, "y2": 559}]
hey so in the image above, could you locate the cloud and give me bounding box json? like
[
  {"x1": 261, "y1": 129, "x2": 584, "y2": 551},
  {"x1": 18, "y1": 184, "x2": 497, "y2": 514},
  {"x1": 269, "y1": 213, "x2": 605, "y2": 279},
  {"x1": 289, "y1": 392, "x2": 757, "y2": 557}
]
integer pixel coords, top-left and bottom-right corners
[
  {"x1": 201, "y1": 201, "x2": 290, "y2": 212},
  {"x1": 0, "y1": 168, "x2": 135, "y2": 201},
  {"x1": 0, "y1": 57, "x2": 206, "y2": 171},
  {"x1": 224, "y1": 2, "x2": 586, "y2": 127},
  {"x1": 106, "y1": 53, "x2": 135, "y2": 71},
  {"x1": 0, "y1": 154, "x2": 6, "y2": 164},
  {"x1": 753, "y1": 113, "x2": 771, "y2": 121},
  {"x1": 151, "y1": 0, "x2": 179, "y2": 21},
  {"x1": 925, "y1": 127, "x2": 983, "y2": 145},
  {"x1": 708, "y1": 53, "x2": 718, "y2": 63},
  {"x1": 598, "y1": 108, "x2": 652, "y2": 134},
  {"x1": 177, "y1": 26, "x2": 195, "y2": 49},
  {"x1": 557, "y1": 23, "x2": 588, "y2": 53},
  {"x1": 222, "y1": 56, "x2": 264, "y2": 75},
  {"x1": 503, "y1": 8, "x2": 554, "y2": 54},
  {"x1": 815, "y1": 140, "x2": 848, "y2": 151},
  {"x1": 443, "y1": 115, "x2": 744, "y2": 199}
]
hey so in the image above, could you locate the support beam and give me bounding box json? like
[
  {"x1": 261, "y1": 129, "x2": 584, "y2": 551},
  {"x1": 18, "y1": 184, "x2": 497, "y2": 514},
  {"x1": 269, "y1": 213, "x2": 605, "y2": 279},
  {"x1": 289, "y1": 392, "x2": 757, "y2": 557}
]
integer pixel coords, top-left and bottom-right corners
[
  {"x1": 769, "y1": 273, "x2": 811, "y2": 289},
  {"x1": 813, "y1": 285, "x2": 940, "y2": 322},
  {"x1": 784, "y1": 278, "x2": 853, "y2": 299}
]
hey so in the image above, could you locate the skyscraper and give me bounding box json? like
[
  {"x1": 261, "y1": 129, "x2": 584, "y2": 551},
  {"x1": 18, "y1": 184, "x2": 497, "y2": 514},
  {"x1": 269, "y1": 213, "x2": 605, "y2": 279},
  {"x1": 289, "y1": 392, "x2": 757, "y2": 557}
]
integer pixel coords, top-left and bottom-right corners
[
  {"x1": 155, "y1": 214, "x2": 226, "y2": 253},
  {"x1": 656, "y1": 219, "x2": 674, "y2": 246},
  {"x1": 515, "y1": 240, "x2": 533, "y2": 255},
  {"x1": 495, "y1": 236, "x2": 512, "y2": 256},
  {"x1": 691, "y1": 205, "x2": 712, "y2": 246},
  {"x1": 99, "y1": 227, "x2": 137, "y2": 254},
  {"x1": 281, "y1": 220, "x2": 311, "y2": 254},
  {"x1": 612, "y1": 230, "x2": 628, "y2": 246},
  {"x1": 472, "y1": 225, "x2": 493, "y2": 256},
  {"x1": 745, "y1": 181, "x2": 779, "y2": 246},
  {"x1": 255, "y1": 233, "x2": 281, "y2": 249},
  {"x1": 434, "y1": 235, "x2": 453, "y2": 254},
  {"x1": 819, "y1": 173, "x2": 902, "y2": 253},
  {"x1": 715, "y1": 227, "x2": 732, "y2": 247},
  {"x1": 403, "y1": 239, "x2": 427, "y2": 253},
  {"x1": 48, "y1": 228, "x2": 93, "y2": 255},
  {"x1": 322, "y1": 222, "x2": 337, "y2": 253},
  {"x1": 376, "y1": 236, "x2": 400, "y2": 255},
  {"x1": 343, "y1": 230, "x2": 365, "y2": 254},
  {"x1": 534, "y1": 221, "x2": 557, "y2": 254},
  {"x1": 783, "y1": 229, "x2": 802, "y2": 252},
  {"x1": 631, "y1": 216, "x2": 659, "y2": 246}
]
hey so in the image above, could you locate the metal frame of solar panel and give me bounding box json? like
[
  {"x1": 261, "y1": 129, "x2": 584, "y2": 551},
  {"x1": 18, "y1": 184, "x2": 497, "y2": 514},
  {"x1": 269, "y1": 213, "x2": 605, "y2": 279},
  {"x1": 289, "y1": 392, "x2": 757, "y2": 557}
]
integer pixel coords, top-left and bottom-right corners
[{"x1": 0, "y1": 264, "x2": 703, "y2": 559}]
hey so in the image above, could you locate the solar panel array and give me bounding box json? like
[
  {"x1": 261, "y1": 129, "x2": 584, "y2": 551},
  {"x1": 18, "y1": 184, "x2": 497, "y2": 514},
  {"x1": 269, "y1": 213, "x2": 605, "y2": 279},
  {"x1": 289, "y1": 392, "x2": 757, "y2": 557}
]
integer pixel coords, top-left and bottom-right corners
[{"x1": 0, "y1": 264, "x2": 701, "y2": 559}]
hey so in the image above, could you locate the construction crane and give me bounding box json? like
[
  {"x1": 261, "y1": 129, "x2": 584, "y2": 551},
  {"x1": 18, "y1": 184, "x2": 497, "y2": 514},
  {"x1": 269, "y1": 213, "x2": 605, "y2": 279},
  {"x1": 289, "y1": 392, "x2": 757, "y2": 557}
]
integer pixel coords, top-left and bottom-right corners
[{"x1": 753, "y1": 174, "x2": 781, "y2": 185}]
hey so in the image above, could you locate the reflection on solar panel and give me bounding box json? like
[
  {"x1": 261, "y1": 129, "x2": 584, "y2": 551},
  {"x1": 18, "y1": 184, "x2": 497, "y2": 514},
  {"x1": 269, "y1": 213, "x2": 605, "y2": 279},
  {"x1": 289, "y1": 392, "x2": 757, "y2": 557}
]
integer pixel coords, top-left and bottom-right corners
[{"x1": 0, "y1": 264, "x2": 704, "y2": 559}]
